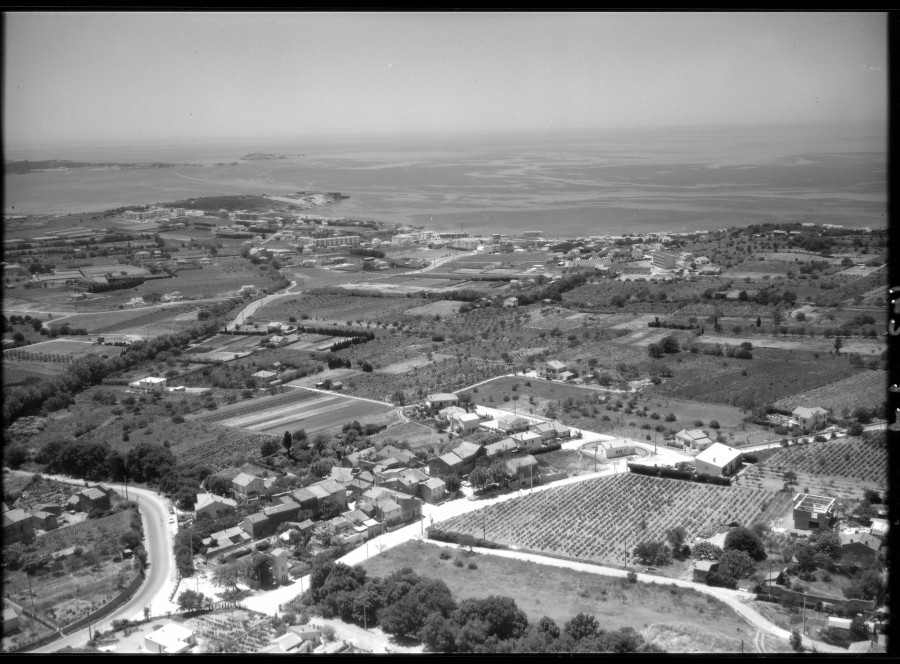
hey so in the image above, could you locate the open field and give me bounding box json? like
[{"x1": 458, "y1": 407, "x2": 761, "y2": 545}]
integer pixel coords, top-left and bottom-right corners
[
  {"x1": 3, "y1": 337, "x2": 127, "y2": 361},
  {"x1": 770, "y1": 369, "x2": 886, "y2": 415},
  {"x1": 368, "y1": 419, "x2": 451, "y2": 449},
  {"x1": 251, "y1": 293, "x2": 427, "y2": 324},
  {"x1": 361, "y1": 541, "x2": 769, "y2": 653},
  {"x1": 377, "y1": 353, "x2": 457, "y2": 375},
  {"x1": 403, "y1": 300, "x2": 464, "y2": 317},
  {"x1": 696, "y1": 334, "x2": 883, "y2": 356},
  {"x1": 203, "y1": 386, "x2": 396, "y2": 437},
  {"x1": 436, "y1": 473, "x2": 786, "y2": 567},
  {"x1": 646, "y1": 347, "x2": 869, "y2": 409}
]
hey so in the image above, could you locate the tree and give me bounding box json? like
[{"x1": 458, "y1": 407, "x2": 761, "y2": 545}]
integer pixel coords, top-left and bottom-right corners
[
  {"x1": 632, "y1": 540, "x2": 672, "y2": 566},
  {"x1": 789, "y1": 630, "x2": 803, "y2": 652},
  {"x1": 319, "y1": 497, "x2": 343, "y2": 520},
  {"x1": 660, "y1": 334, "x2": 680, "y2": 354},
  {"x1": 311, "y1": 434, "x2": 330, "y2": 457},
  {"x1": 260, "y1": 438, "x2": 279, "y2": 457},
  {"x1": 564, "y1": 613, "x2": 600, "y2": 641},
  {"x1": 177, "y1": 589, "x2": 208, "y2": 613},
  {"x1": 666, "y1": 526, "x2": 687, "y2": 558},
  {"x1": 724, "y1": 527, "x2": 766, "y2": 561},
  {"x1": 309, "y1": 458, "x2": 334, "y2": 478},
  {"x1": 647, "y1": 343, "x2": 663, "y2": 359},
  {"x1": 692, "y1": 541, "x2": 723, "y2": 561},
  {"x1": 849, "y1": 614, "x2": 870, "y2": 641},
  {"x1": 756, "y1": 316, "x2": 762, "y2": 328},
  {"x1": 845, "y1": 569, "x2": 884, "y2": 601},
  {"x1": 718, "y1": 549, "x2": 756, "y2": 580},
  {"x1": 813, "y1": 530, "x2": 842, "y2": 561},
  {"x1": 282, "y1": 431, "x2": 293, "y2": 458},
  {"x1": 441, "y1": 474, "x2": 462, "y2": 493},
  {"x1": 833, "y1": 336, "x2": 843, "y2": 355},
  {"x1": 205, "y1": 474, "x2": 232, "y2": 496},
  {"x1": 211, "y1": 561, "x2": 244, "y2": 591}
]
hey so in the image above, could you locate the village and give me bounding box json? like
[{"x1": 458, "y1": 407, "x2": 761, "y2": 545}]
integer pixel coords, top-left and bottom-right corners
[{"x1": 2, "y1": 199, "x2": 890, "y2": 655}]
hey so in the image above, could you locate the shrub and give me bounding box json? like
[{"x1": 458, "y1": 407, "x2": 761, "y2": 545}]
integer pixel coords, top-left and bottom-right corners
[
  {"x1": 454, "y1": 558, "x2": 464, "y2": 567},
  {"x1": 439, "y1": 549, "x2": 452, "y2": 560}
]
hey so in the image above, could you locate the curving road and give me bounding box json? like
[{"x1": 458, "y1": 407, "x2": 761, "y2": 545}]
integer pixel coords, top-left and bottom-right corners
[{"x1": 10, "y1": 472, "x2": 177, "y2": 653}]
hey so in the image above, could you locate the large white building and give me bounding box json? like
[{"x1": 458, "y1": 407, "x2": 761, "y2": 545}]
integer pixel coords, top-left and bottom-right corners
[{"x1": 694, "y1": 443, "x2": 742, "y2": 477}]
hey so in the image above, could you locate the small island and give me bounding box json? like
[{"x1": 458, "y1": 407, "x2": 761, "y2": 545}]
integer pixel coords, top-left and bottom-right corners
[
  {"x1": 4, "y1": 159, "x2": 177, "y2": 175},
  {"x1": 241, "y1": 152, "x2": 301, "y2": 161}
]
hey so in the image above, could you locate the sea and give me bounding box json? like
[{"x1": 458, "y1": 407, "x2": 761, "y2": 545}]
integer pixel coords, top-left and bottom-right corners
[{"x1": 3, "y1": 122, "x2": 887, "y2": 238}]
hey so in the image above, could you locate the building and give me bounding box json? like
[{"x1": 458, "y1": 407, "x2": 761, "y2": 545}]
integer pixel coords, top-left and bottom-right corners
[
  {"x1": 194, "y1": 493, "x2": 237, "y2": 520},
  {"x1": 675, "y1": 429, "x2": 714, "y2": 452},
  {"x1": 420, "y1": 477, "x2": 446, "y2": 504},
  {"x1": 232, "y1": 473, "x2": 266, "y2": 498},
  {"x1": 271, "y1": 547, "x2": 291, "y2": 585},
  {"x1": 693, "y1": 560, "x2": 720, "y2": 583},
  {"x1": 694, "y1": 443, "x2": 742, "y2": 477},
  {"x1": 30, "y1": 510, "x2": 58, "y2": 531},
  {"x1": 651, "y1": 251, "x2": 679, "y2": 270},
  {"x1": 543, "y1": 360, "x2": 568, "y2": 378},
  {"x1": 2, "y1": 606, "x2": 19, "y2": 636},
  {"x1": 502, "y1": 297, "x2": 519, "y2": 308},
  {"x1": 483, "y1": 438, "x2": 519, "y2": 459},
  {"x1": 505, "y1": 456, "x2": 540, "y2": 489},
  {"x1": 599, "y1": 441, "x2": 635, "y2": 459},
  {"x1": 128, "y1": 376, "x2": 167, "y2": 393},
  {"x1": 513, "y1": 430, "x2": 543, "y2": 452},
  {"x1": 75, "y1": 487, "x2": 111, "y2": 513},
  {"x1": 241, "y1": 512, "x2": 271, "y2": 539},
  {"x1": 426, "y1": 393, "x2": 459, "y2": 409},
  {"x1": 792, "y1": 493, "x2": 836, "y2": 531},
  {"x1": 791, "y1": 406, "x2": 829, "y2": 432},
  {"x1": 449, "y1": 411, "x2": 481, "y2": 434},
  {"x1": 496, "y1": 414, "x2": 530, "y2": 434},
  {"x1": 2, "y1": 508, "x2": 34, "y2": 544},
  {"x1": 145, "y1": 623, "x2": 197, "y2": 653}
]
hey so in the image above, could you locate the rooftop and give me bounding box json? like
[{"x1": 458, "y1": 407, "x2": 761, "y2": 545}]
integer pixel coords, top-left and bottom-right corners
[{"x1": 793, "y1": 493, "x2": 836, "y2": 514}]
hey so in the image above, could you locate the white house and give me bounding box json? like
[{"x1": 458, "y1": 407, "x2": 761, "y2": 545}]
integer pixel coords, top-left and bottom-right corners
[
  {"x1": 675, "y1": 429, "x2": 714, "y2": 452},
  {"x1": 694, "y1": 443, "x2": 742, "y2": 477},
  {"x1": 128, "y1": 376, "x2": 167, "y2": 393},
  {"x1": 599, "y1": 441, "x2": 635, "y2": 459},
  {"x1": 791, "y1": 406, "x2": 829, "y2": 431},
  {"x1": 144, "y1": 623, "x2": 197, "y2": 653},
  {"x1": 449, "y1": 412, "x2": 481, "y2": 434}
]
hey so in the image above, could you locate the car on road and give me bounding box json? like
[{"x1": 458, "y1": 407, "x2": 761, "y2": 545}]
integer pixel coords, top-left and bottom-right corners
[
  {"x1": 168, "y1": 506, "x2": 174, "y2": 514},
  {"x1": 169, "y1": 517, "x2": 175, "y2": 523}
]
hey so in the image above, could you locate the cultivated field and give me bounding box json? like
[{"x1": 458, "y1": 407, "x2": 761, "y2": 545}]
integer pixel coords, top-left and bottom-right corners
[
  {"x1": 3, "y1": 338, "x2": 127, "y2": 362},
  {"x1": 743, "y1": 437, "x2": 887, "y2": 489},
  {"x1": 252, "y1": 293, "x2": 426, "y2": 324},
  {"x1": 197, "y1": 386, "x2": 396, "y2": 437},
  {"x1": 436, "y1": 473, "x2": 788, "y2": 567},
  {"x1": 770, "y1": 369, "x2": 886, "y2": 414}
]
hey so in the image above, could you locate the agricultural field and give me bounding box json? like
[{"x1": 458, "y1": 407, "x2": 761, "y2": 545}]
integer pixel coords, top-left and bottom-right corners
[
  {"x1": 770, "y1": 369, "x2": 886, "y2": 415},
  {"x1": 742, "y1": 437, "x2": 887, "y2": 491},
  {"x1": 3, "y1": 337, "x2": 127, "y2": 362},
  {"x1": 251, "y1": 292, "x2": 427, "y2": 325},
  {"x1": 362, "y1": 541, "x2": 770, "y2": 654},
  {"x1": 695, "y1": 334, "x2": 883, "y2": 357},
  {"x1": 646, "y1": 347, "x2": 869, "y2": 410},
  {"x1": 436, "y1": 473, "x2": 784, "y2": 567},
  {"x1": 403, "y1": 300, "x2": 464, "y2": 317},
  {"x1": 176, "y1": 428, "x2": 283, "y2": 470},
  {"x1": 562, "y1": 278, "x2": 729, "y2": 309},
  {"x1": 198, "y1": 386, "x2": 397, "y2": 437}
]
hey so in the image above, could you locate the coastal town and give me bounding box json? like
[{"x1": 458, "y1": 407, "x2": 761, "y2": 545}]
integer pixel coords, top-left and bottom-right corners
[{"x1": 1, "y1": 195, "x2": 889, "y2": 654}]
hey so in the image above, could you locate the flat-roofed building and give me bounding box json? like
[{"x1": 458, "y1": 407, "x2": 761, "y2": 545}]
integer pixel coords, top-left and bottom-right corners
[
  {"x1": 793, "y1": 493, "x2": 836, "y2": 531},
  {"x1": 144, "y1": 623, "x2": 197, "y2": 653}
]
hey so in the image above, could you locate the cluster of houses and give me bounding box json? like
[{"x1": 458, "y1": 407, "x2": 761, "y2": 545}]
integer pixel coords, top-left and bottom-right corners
[{"x1": 2, "y1": 485, "x2": 113, "y2": 545}]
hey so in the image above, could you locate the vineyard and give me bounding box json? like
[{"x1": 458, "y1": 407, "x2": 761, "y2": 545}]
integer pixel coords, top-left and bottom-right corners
[
  {"x1": 31, "y1": 509, "x2": 133, "y2": 557},
  {"x1": 770, "y1": 369, "x2": 886, "y2": 414},
  {"x1": 177, "y1": 429, "x2": 282, "y2": 470},
  {"x1": 434, "y1": 473, "x2": 780, "y2": 567},
  {"x1": 744, "y1": 437, "x2": 887, "y2": 488}
]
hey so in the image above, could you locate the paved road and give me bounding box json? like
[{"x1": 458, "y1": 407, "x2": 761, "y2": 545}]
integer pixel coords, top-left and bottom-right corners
[{"x1": 10, "y1": 471, "x2": 178, "y2": 653}]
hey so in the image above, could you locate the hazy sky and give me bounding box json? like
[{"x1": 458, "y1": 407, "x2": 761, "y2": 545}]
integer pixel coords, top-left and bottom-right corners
[{"x1": 3, "y1": 11, "x2": 888, "y2": 148}]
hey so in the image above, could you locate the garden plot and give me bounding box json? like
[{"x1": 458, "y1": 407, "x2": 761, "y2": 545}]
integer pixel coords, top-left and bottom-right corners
[
  {"x1": 609, "y1": 314, "x2": 660, "y2": 331},
  {"x1": 4, "y1": 337, "x2": 126, "y2": 360},
  {"x1": 215, "y1": 387, "x2": 396, "y2": 436},
  {"x1": 614, "y1": 327, "x2": 675, "y2": 347},
  {"x1": 696, "y1": 335, "x2": 884, "y2": 356},
  {"x1": 377, "y1": 353, "x2": 457, "y2": 375},
  {"x1": 403, "y1": 300, "x2": 464, "y2": 317},
  {"x1": 283, "y1": 333, "x2": 342, "y2": 352}
]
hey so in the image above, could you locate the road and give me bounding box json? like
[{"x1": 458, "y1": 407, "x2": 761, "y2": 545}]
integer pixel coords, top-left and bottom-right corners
[
  {"x1": 9, "y1": 471, "x2": 178, "y2": 653},
  {"x1": 225, "y1": 280, "x2": 300, "y2": 331}
]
